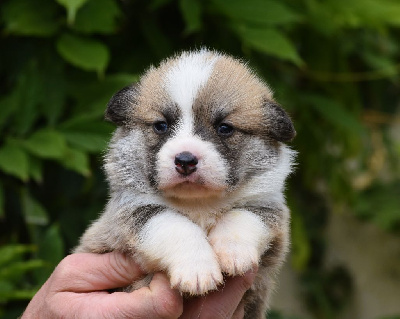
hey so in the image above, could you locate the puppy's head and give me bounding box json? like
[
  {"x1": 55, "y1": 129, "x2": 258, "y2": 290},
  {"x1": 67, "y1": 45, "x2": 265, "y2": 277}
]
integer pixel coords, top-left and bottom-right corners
[{"x1": 105, "y1": 50, "x2": 295, "y2": 200}]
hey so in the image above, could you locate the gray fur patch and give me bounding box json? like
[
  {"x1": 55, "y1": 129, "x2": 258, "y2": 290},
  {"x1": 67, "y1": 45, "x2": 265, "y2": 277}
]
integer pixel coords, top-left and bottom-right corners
[{"x1": 119, "y1": 204, "x2": 166, "y2": 230}]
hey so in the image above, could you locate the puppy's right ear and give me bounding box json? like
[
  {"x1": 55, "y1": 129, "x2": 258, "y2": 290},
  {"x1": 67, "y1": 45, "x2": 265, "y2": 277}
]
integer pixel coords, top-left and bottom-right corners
[{"x1": 105, "y1": 84, "x2": 138, "y2": 125}]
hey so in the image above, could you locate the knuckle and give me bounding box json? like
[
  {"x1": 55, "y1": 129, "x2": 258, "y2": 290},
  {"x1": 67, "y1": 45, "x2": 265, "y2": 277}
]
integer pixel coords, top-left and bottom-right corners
[{"x1": 52, "y1": 254, "x2": 80, "y2": 281}]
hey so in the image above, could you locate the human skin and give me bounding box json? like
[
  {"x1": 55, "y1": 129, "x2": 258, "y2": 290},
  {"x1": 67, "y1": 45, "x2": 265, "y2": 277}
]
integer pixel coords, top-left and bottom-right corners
[{"x1": 22, "y1": 252, "x2": 257, "y2": 319}]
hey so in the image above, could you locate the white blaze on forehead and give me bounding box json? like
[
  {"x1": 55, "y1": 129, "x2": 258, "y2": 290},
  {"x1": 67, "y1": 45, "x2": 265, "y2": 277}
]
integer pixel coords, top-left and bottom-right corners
[{"x1": 164, "y1": 51, "x2": 219, "y2": 133}]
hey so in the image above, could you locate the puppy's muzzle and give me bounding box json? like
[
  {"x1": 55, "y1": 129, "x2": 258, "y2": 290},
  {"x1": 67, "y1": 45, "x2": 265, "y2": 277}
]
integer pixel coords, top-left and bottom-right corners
[{"x1": 175, "y1": 152, "x2": 198, "y2": 176}]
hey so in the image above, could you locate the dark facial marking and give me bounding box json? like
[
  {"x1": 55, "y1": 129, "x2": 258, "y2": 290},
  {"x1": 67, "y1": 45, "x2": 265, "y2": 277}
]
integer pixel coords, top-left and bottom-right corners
[{"x1": 161, "y1": 103, "x2": 181, "y2": 126}]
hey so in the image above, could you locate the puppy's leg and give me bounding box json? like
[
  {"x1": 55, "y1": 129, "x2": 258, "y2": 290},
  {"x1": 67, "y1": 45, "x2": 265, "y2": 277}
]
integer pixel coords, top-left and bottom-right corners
[
  {"x1": 242, "y1": 231, "x2": 289, "y2": 319},
  {"x1": 209, "y1": 207, "x2": 289, "y2": 318},
  {"x1": 208, "y1": 209, "x2": 269, "y2": 276},
  {"x1": 137, "y1": 210, "x2": 223, "y2": 295}
]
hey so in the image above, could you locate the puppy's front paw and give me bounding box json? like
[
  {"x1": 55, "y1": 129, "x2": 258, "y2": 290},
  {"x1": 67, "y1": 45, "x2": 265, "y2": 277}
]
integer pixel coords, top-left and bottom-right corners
[
  {"x1": 210, "y1": 236, "x2": 259, "y2": 276},
  {"x1": 208, "y1": 210, "x2": 268, "y2": 276},
  {"x1": 169, "y1": 258, "x2": 223, "y2": 295}
]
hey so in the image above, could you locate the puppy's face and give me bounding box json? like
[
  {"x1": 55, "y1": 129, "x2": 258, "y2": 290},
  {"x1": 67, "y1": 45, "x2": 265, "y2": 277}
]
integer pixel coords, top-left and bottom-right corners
[{"x1": 105, "y1": 51, "x2": 295, "y2": 200}]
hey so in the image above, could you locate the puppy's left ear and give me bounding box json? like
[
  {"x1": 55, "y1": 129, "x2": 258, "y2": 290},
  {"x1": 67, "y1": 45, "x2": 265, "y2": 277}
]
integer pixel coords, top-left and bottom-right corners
[
  {"x1": 105, "y1": 84, "x2": 139, "y2": 126},
  {"x1": 263, "y1": 100, "x2": 296, "y2": 142}
]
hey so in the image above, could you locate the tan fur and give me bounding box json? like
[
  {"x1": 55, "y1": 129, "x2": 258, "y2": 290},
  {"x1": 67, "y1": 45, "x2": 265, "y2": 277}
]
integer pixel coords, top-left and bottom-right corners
[{"x1": 194, "y1": 55, "x2": 277, "y2": 136}]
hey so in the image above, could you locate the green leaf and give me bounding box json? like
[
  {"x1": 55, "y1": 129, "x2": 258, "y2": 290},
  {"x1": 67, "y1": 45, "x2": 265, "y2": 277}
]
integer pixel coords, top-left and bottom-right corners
[
  {"x1": 237, "y1": 26, "x2": 303, "y2": 65},
  {"x1": 211, "y1": 0, "x2": 300, "y2": 27},
  {"x1": 60, "y1": 123, "x2": 112, "y2": 153},
  {"x1": 69, "y1": 73, "x2": 139, "y2": 117},
  {"x1": 306, "y1": 0, "x2": 400, "y2": 34},
  {"x1": 59, "y1": 147, "x2": 91, "y2": 176},
  {"x1": 11, "y1": 61, "x2": 43, "y2": 135},
  {"x1": 56, "y1": 33, "x2": 110, "y2": 74},
  {"x1": 59, "y1": 116, "x2": 112, "y2": 153},
  {"x1": 303, "y1": 95, "x2": 365, "y2": 133},
  {"x1": 0, "y1": 281, "x2": 13, "y2": 295},
  {"x1": 74, "y1": 0, "x2": 121, "y2": 34},
  {"x1": 3, "y1": 58, "x2": 63, "y2": 135},
  {"x1": 61, "y1": 131, "x2": 110, "y2": 153},
  {"x1": 0, "y1": 287, "x2": 38, "y2": 301},
  {"x1": 37, "y1": 53, "x2": 67, "y2": 126},
  {"x1": 38, "y1": 224, "x2": 65, "y2": 266},
  {"x1": 1, "y1": 0, "x2": 60, "y2": 36},
  {"x1": 0, "y1": 260, "x2": 45, "y2": 282},
  {"x1": 55, "y1": 0, "x2": 89, "y2": 24},
  {"x1": 0, "y1": 245, "x2": 36, "y2": 268},
  {"x1": 339, "y1": 0, "x2": 400, "y2": 28},
  {"x1": 0, "y1": 280, "x2": 14, "y2": 303},
  {"x1": 21, "y1": 191, "x2": 49, "y2": 226},
  {"x1": 362, "y1": 51, "x2": 398, "y2": 78},
  {"x1": 179, "y1": 0, "x2": 202, "y2": 34},
  {"x1": 0, "y1": 141, "x2": 29, "y2": 181},
  {"x1": 23, "y1": 129, "x2": 67, "y2": 159},
  {"x1": 29, "y1": 157, "x2": 43, "y2": 183},
  {"x1": 35, "y1": 224, "x2": 65, "y2": 283}
]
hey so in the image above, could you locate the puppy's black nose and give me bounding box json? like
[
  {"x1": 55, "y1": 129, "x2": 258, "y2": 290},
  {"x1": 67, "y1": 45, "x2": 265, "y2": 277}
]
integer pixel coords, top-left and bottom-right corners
[{"x1": 175, "y1": 152, "x2": 198, "y2": 176}]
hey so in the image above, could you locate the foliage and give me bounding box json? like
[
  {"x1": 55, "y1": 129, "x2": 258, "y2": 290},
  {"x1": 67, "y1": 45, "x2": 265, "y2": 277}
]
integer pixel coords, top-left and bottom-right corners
[
  {"x1": 0, "y1": 245, "x2": 45, "y2": 318},
  {"x1": 0, "y1": 0, "x2": 399, "y2": 318}
]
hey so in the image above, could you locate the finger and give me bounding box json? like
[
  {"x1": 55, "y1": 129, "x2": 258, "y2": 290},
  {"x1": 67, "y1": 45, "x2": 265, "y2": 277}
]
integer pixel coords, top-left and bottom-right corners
[
  {"x1": 148, "y1": 273, "x2": 184, "y2": 318},
  {"x1": 90, "y1": 273, "x2": 183, "y2": 319},
  {"x1": 50, "y1": 252, "x2": 145, "y2": 292},
  {"x1": 181, "y1": 269, "x2": 257, "y2": 319},
  {"x1": 47, "y1": 273, "x2": 182, "y2": 319}
]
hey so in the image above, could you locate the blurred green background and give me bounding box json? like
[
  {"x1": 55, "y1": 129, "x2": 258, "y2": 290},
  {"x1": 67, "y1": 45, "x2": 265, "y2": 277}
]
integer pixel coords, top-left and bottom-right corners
[{"x1": 0, "y1": 0, "x2": 400, "y2": 318}]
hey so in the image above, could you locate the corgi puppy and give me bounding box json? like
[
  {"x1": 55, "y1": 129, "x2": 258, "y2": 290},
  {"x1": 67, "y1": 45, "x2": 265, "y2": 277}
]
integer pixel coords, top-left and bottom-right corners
[{"x1": 75, "y1": 49, "x2": 296, "y2": 318}]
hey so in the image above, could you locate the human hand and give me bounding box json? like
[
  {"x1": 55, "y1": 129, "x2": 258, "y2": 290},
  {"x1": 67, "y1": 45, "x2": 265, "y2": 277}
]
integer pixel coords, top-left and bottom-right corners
[
  {"x1": 22, "y1": 252, "x2": 256, "y2": 319},
  {"x1": 22, "y1": 252, "x2": 182, "y2": 319}
]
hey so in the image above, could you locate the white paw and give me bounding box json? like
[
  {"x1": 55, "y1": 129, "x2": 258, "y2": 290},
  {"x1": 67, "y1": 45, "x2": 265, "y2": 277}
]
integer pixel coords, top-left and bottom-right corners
[
  {"x1": 137, "y1": 211, "x2": 224, "y2": 295},
  {"x1": 208, "y1": 210, "x2": 269, "y2": 276},
  {"x1": 210, "y1": 236, "x2": 259, "y2": 276},
  {"x1": 169, "y1": 258, "x2": 223, "y2": 295}
]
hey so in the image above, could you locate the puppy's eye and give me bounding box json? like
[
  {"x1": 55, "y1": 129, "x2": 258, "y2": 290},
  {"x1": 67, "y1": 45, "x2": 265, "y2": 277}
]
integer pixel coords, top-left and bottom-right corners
[
  {"x1": 217, "y1": 123, "x2": 234, "y2": 137},
  {"x1": 153, "y1": 121, "x2": 168, "y2": 134}
]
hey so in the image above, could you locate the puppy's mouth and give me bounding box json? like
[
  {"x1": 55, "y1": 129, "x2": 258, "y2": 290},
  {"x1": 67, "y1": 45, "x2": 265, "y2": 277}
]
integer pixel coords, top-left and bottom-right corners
[
  {"x1": 160, "y1": 174, "x2": 219, "y2": 190},
  {"x1": 156, "y1": 151, "x2": 228, "y2": 199},
  {"x1": 158, "y1": 171, "x2": 226, "y2": 199}
]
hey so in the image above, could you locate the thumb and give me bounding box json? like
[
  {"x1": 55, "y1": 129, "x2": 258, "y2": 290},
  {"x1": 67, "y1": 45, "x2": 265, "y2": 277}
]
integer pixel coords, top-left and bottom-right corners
[{"x1": 50, "y1": 252, "x2": 144, "y2": 292}]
